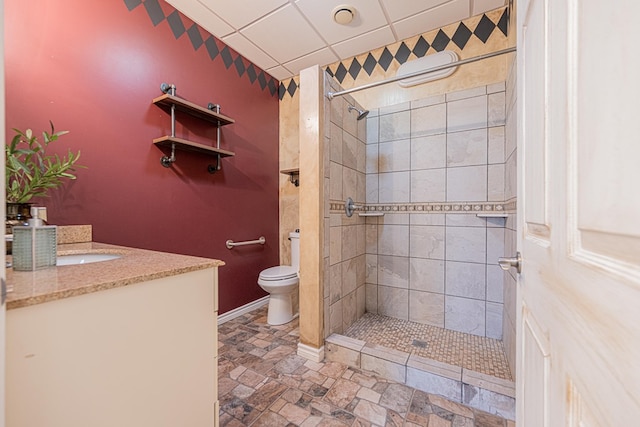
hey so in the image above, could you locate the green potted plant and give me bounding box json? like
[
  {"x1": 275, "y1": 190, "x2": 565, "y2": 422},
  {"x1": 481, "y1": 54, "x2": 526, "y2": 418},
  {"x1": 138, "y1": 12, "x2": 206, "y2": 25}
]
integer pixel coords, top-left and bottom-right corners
[{"x1": 5, "y1": 121, "x2": 83, "y2": 221}]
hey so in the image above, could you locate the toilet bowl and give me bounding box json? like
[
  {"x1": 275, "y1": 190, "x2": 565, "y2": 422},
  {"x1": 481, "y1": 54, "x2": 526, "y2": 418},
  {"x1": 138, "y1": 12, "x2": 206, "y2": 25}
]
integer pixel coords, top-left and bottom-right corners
[{"x1": 258, "y1": 231, "x2": 300, "y2": 325}]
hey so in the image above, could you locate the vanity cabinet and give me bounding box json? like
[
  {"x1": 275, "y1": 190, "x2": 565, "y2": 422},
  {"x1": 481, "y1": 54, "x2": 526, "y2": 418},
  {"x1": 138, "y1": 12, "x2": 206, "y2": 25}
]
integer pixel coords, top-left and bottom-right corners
[{"x1": 6, "y1": 266, "x2": 219, "y2": 427}]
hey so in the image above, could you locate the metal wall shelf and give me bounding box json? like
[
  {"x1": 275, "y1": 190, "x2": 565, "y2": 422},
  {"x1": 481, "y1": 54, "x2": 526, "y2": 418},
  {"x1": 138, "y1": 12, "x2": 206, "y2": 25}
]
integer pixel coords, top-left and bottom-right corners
[{"x1": 152, "y1": 83, "x2": 235, "y2": 173}]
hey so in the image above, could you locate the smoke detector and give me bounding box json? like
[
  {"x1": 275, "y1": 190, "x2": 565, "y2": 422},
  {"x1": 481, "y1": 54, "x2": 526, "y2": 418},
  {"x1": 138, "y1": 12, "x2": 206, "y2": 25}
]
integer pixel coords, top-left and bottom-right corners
[{"x1": 333, "y1": 5, "x2": 356, "y2": 25}]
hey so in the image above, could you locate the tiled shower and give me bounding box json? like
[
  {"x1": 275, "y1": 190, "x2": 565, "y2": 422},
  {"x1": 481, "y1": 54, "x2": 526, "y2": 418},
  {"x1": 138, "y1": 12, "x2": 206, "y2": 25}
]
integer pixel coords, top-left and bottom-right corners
[{"x1": 363, "y1": 83, "x2": 509, "y2": 339}]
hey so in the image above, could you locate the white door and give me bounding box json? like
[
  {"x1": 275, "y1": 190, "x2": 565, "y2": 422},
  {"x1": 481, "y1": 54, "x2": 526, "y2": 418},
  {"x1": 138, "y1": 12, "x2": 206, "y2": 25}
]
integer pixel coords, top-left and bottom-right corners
[{"x1": 517, "y1": 0, "x2": 640, "y2": 425}]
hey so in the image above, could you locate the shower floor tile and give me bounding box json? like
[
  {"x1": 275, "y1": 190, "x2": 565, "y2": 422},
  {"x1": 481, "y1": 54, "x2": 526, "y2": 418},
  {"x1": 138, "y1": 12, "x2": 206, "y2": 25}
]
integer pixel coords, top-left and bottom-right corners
[{"x1": 344, "y1": 313, "x2": 513, "y2": 381}]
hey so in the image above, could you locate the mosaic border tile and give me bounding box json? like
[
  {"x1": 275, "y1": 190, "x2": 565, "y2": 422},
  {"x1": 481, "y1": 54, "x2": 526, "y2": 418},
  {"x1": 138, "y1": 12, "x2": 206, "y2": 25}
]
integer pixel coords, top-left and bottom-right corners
[
  {"x1": 279, "y1": 7, "x2": 509, "y2": 100},
  {"x1": 126, "y1": 0, "x2": 279, "y2": 97},
  {"x1": 329, "y1": 201, "x2": 514, "y2": 214}
]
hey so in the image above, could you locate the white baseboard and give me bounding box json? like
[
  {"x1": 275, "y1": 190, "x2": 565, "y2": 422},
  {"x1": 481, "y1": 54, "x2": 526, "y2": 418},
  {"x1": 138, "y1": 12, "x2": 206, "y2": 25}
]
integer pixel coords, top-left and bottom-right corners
[
  {"x1": 217, "y1": 296, "x2": 269, "y2": 325},
  {"x1": 297, "y1": 342, "x2": 325, "y2": 363}
]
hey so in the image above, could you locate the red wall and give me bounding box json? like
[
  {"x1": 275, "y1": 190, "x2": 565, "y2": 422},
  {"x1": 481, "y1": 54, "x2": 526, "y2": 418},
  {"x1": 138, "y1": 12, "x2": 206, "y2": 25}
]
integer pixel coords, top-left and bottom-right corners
[{"x1": 5, "y1": 0, "x2": 280, "y2": 313}]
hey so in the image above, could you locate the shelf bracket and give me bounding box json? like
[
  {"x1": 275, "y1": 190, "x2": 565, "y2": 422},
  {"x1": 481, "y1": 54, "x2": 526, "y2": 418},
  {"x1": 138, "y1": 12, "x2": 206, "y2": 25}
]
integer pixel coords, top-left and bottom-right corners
[
  {"x1": 160, "y1": 142, "x2": 177, "y2": 168},
  {"x1": 208, "y1": 102, "x2": 223, "y2": 173}
]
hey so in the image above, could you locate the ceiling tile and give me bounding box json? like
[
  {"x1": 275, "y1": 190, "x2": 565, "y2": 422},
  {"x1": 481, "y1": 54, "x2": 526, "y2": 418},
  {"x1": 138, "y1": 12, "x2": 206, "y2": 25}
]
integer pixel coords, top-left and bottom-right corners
[
  {"x1": 379, "y1": 0, "x2": 452, "y2": 22},
  {"x1": 472, "y1": 0, "x2": 507, "y2": 16},
  {"x1": 241, "y1": 4, "x2": 326, "y2": 64},
  {"x1": 392, "y1": 0, "x2": 470, "y2": 41},
  {"x1": 165, "y1": 0, "x2": 234, "y2": 37},
  {"x1": 222, "y1": 33, "x2": 278, "y2": 70},
  {"x1": 331, "y1": 26, "x2": 396, "y2": 60},
  {"x1": 295, "y1": 0, "x2": 388, "y2": 45},
  {"x1": 198, "y1": 0, "x2": 288, "y2": 29},
  {"x1": 265, "y1": 65, "x2": 293, "y2": 81},
  {"x1": 283, "y1": 48, "x2": 339, "y2": 76}
]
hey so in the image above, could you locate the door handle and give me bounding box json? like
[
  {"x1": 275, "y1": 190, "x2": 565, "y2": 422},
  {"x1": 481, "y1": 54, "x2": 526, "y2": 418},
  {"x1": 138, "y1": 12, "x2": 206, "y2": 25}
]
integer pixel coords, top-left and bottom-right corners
[{"x1": 498, "y1": 252, "x2": 522, "y2": 274}]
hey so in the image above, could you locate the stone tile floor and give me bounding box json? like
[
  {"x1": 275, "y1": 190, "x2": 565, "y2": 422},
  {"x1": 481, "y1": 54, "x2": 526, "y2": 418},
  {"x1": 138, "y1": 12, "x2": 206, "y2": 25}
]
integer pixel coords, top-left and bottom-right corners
[{"x1": 218, "y1": 306, "x2": 515, "y2": 426}]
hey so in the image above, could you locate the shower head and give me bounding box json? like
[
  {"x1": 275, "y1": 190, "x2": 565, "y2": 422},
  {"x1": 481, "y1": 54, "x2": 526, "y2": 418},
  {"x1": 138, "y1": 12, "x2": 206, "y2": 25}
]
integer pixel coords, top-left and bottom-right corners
[{"x1": 348, "y1": 105, "x2": 369, "y2": 120}]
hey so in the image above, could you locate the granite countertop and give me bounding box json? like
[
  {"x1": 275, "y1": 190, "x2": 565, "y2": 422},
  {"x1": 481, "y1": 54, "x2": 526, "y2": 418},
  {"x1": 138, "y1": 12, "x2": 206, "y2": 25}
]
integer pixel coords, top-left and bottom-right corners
[{"x1": 6, "y1": 242, "x2": 225, "y2": 310}]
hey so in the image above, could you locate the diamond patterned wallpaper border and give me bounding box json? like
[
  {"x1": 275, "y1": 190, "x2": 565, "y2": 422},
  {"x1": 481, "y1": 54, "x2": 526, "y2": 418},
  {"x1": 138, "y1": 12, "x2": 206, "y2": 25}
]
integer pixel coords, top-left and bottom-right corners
[
  {"x1": 126, "y1": 0, "x2": 279, "y2": 97},
  {"x1": 279, "y1": 7, "x2": 509, "y2": 100}
]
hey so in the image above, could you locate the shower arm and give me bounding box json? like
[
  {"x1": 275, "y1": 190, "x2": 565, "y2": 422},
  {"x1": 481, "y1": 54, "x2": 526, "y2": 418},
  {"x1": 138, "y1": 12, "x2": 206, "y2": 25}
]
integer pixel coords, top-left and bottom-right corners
[{"x1": 326, "y1": 46, "x2": 516, "y2": 100}]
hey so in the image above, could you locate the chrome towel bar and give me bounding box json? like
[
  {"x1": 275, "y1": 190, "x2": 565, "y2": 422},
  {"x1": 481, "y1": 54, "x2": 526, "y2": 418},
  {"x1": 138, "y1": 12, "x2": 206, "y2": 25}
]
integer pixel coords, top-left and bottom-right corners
[{"x1": 226, "y1": 236, "x2": 266, "y2": 249}]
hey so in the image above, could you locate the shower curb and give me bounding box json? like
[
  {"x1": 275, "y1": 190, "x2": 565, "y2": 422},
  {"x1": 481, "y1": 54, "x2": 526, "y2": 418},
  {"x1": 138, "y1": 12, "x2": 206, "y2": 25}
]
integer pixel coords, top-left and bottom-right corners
[{"x1": 325, "y1": 333, "x2": 516, "y2": 421}]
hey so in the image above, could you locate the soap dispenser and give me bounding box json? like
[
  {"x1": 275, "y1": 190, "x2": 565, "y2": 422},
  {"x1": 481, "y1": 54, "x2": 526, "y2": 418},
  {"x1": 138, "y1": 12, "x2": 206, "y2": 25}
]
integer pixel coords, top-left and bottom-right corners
[{"x1": 12, "y1": 208, "x2": 57, "y2": 271}]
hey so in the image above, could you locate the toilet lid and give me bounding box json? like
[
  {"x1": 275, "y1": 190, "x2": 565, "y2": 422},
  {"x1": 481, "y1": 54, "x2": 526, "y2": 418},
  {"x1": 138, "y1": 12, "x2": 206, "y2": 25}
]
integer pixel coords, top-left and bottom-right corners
[{"x1": 259, "y1": 266, "x2": 298, "y2": 280}]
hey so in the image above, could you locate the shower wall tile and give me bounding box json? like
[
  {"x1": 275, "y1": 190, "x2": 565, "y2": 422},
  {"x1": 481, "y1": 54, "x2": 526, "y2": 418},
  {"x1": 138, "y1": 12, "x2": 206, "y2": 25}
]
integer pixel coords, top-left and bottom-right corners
[
  {"x1": 330, "y1": 299, "x2": 344, "y2": 335},
  {"x1": 366, "y1": 144, "x2": 379, "y2": 173},
  {"x1": 446, "y1": 165, "x2": 487, "y2": 202},
  {"x1": 378, "y1": 286, "x2": 409, "y2": 320},
  {"x1": 379, "y1": 101, "x2": 411, "y2": 115},
  {"x1": 331, "y1": 122, "x2": 343, "y2": 163},
  {"x1": 410, "y1": 169, "x2": 446, "y2": 202},
  {"x1": 445, "y1": 213, "x2": 486, "y2": 228},
  {"x1": 446, "y1": 85, "x2": 487, "y2": 102},
  {"x1": 355, "y1": 172, "x2": 365, "y2": 205},
  {"x1": 445, "y1": 261, "x2": 486, "y2": 300},
  {"x1": 343, "y1": 131, "x2": 358, "y2": 170},
  {"x1": 342, "y1": 291, "x2": 358, "y2": 333},
  {"x1": 379, "y1": 111, "x2": 411, "y2": 142},
  {"x1": 409, "y1": 290, "x2": 445, "y2": 327},
  {"x1": 357, "y1": 115, "x2": 367, "y2": 143},
  {"x1": 330, "y1": 96, "x2": 344, "y2": 127},
  {"x1": 409, "y1": 258, "x2": 445, "y2": 293},
  {"x1": 486, "y1": 227, "x2": 505, "y2": 265},
  {"x1": 445, "y1": 296, "x2": 486, "y2": 336},
  {"x1": 377, "y1": 255, "x2": 410, "y2": 289},
  {"x1": 446, "y1": 227, "x2": 487, "y2": 264},
  {"x1": 356, "y1": 284, "x2": 366, "y2": 320},
  {"x1": 447, "y1": 95, "x2": 488, "y2": 133},
  {"x1": 411, "y1": 134, "x2": 447, "y2": 170},
  {"x1": 365, "y1": 254, "x2": 378, "y2": 284},
  {"x1": 366, "y1": 116, "x2": 379, "y2": 145},
  {"x1": 488, "y1": 126, "x2": 505, "y2": 164},
  {"x1": 366, "y1": 174, "x2": 379, "y2": 203},
  {"x1": 342, "y1": 259, "x2": 358, "y2": 296},
  {"x1": 488, "y1": 92, "x2": 506, "y2": 126},
  {"x1": 342, "y1": 225, "x2": 358, "y2": 261},
  {"x1": 379, "y1": 171, "x2": 410, "y2": 203},
  {"x1": 409, "y1": 225, "x2": 446, "y2": 260},
  {"x1": 488, "y1": 164, "x2": 505, "y2": 201},
  {"x1": 365, "y1": 224, "x2": 378, "y2": 255},
  {"x1": 330, "y1": 226, "x2": 342, "y2": 265},
  {"x1": 379, "y1": 213, "x2": 409, "y2": 225},
  {"x1": 486, "y1": 265, "x2": 504, "y2": 303},
  {"x1": 356, "y1": 224, "x2": 366, "y2": 257},
  {"x1": 365, "y1": 283, "x2": 378, "y2": 314},
  {"x1": 343, "y1": 167, "x2": 357, "y2": 201},
  {"x1": 410, "y1": 213, "x2": 446, "y2": 226},
  {"x1": 356, "y1": 140, "x2": 366, "y2": 173},
  {"x1": 330, "y1": 263, "x2": 342, "y2": 304},
  {"x1": 446, "y1": 129, "x2": 488, "y2": 167},
  {"x1": 378, "y1": 224, "x2": 410, "y2": 257},
  {"x1": 410, "y1": 103, "x2": 447, "y2": 137},
  {"x1": 330, "y1": 162, "x2": 343, "y2": 200},
  {"x1": 378, "y1": 139, "x2": 411, "y2": 172},
  {"x1": 343, "y1": 102, "x2": 359, "y2": 138},
  {"x1": 411, "y1": 94, "x2": 445, "y2": 109},
  {"x1": 486, "y1": 302, "x2": 503, "y2": 340}
]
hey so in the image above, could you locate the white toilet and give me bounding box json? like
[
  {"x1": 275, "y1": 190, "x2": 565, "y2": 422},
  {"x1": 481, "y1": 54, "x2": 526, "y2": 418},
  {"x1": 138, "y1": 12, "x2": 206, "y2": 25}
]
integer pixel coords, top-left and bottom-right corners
[{"x1": 258, "y1": 230, "x2": 300, "y2": 325}]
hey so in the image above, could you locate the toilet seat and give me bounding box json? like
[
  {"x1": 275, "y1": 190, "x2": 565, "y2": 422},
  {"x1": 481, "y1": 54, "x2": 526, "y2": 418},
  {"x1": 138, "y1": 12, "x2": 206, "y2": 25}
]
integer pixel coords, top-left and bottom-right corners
[{"x1": 259, "y1": 266, "x2": 297, "y2": 281}]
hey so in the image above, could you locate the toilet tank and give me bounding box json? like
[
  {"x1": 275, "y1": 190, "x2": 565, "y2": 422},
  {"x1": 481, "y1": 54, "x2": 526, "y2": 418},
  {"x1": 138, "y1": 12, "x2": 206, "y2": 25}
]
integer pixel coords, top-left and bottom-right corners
[{"x1": 289, "y1": 231, "x2": 300, "y2": 270}]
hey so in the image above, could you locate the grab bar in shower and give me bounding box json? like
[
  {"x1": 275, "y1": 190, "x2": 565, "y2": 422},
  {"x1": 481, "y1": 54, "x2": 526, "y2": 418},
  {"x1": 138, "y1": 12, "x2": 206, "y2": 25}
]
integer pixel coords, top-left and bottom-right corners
[{"x1": 226, "y1": 236, "x2": 266, "y2": 249}]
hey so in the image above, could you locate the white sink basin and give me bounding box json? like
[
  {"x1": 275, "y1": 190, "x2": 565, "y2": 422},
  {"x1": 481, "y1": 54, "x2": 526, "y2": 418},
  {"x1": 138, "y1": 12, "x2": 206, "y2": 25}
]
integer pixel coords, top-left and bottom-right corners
[{"x1": 56, "y1": 253, "x2": 122, "y2": 266}]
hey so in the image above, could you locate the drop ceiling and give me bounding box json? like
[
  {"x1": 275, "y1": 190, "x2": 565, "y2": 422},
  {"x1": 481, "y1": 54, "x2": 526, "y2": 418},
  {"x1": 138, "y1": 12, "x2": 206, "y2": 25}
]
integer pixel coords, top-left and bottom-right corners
[{"x1": 165, "y1": 0, "x2": 507, "y2": 81}]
